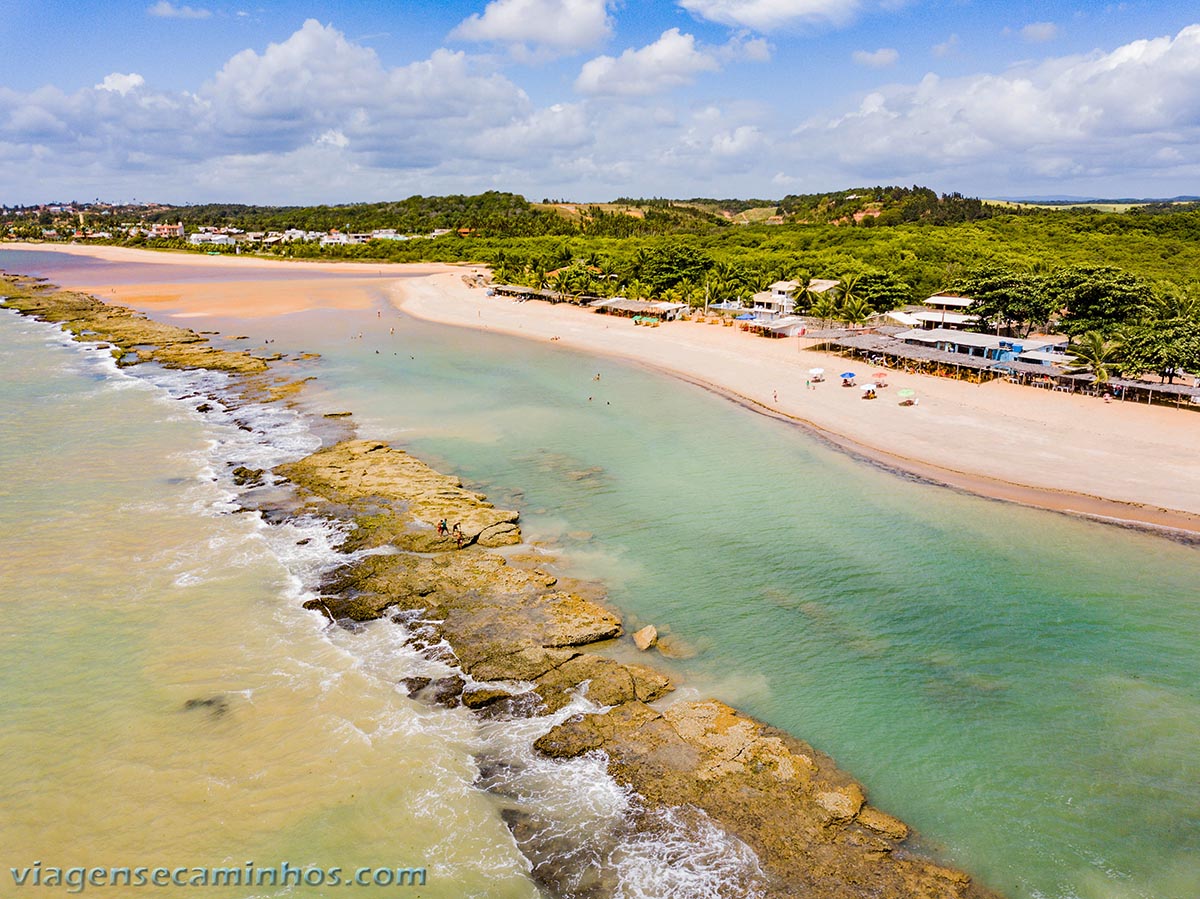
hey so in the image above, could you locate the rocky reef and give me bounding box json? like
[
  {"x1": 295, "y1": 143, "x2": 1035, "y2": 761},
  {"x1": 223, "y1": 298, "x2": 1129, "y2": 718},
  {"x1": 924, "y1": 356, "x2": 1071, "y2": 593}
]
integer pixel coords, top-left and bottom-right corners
[
  {"x1": 537, "y1": 700, "x2": 991, "y2": 899},
  {"x1": 3, "y1": 273, "x2": 1000, "y2": 899},
  {"x1": 277, "y1": 437, "x2": 998, "y2": 899}
]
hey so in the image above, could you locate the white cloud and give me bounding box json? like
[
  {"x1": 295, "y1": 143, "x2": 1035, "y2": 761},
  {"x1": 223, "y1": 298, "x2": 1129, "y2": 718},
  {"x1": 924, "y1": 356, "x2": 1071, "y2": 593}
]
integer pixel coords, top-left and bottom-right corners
[
  {"x1": 794, "y1": 25, "x2": 1200, "y2": 188},
  {"x1": 0, "y1": 20, "x2": 538, "y2": 201},
  {"x1": 719, "y1": 31, "x2": 773, "y2": 62},
  {"x1": 316, "y1": 129, "x2": 349, "y2": 149},
  {"x1": 1021, "y1": 22, "x2": 1059, "y2": 43},
  {"x1": 95, "y1": 73, "x2": 145, "y2": 95},
  {"x1": 678, "y1": 0, "x2": 859, "y2": 32},
  {"x1": 147, "y1": 1, "x2": 211, "y2": 19},
  {"x1": 576, "y1": 28, "x2": 720, "y2": 95},
  {"x1": 452, "y1": 0, "x2": 612, "y2": 56},
  {"x1": 852, "y1": 47, "x2": 899, "y2": 67},
  {"x1": 932, "y1": 33, "x2": 959, "y2": 57},
  {"x1": 711, "y1": 124, "x2": 763, "y2": 156}
]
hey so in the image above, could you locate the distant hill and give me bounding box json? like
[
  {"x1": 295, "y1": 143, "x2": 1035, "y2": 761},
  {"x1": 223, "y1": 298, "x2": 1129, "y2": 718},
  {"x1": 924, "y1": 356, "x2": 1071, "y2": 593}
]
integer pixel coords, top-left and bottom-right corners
[{"x1": 994, "y1": 194, "x2": 1200, "y2": 205}]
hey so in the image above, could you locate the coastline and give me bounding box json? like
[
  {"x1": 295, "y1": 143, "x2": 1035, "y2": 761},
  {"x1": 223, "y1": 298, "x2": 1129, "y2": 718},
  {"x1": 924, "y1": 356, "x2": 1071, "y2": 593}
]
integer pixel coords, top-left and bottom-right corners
[
  {"x1": 1, "y1": 269, "x2": 999, "y2": 898},
  {"x1": 6, "y1": 243, "x2": 1198, "y2": 535},
  {"x1": 391, "y1": 272, "x2": 1200, "y2": 539}
]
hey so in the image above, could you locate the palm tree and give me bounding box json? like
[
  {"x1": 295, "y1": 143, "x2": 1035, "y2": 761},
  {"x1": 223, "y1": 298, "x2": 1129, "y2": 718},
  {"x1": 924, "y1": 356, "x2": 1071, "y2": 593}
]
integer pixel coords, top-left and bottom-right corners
[
  {"x1": 810, "y1": 295, "x2": 839, "y2": 328},
  {"x1": 1067, "y1": 331, "x2": 1123, "y2": 385},
  {"x1": 837, "y1": 295, "x2": 875, "y2": 327}
]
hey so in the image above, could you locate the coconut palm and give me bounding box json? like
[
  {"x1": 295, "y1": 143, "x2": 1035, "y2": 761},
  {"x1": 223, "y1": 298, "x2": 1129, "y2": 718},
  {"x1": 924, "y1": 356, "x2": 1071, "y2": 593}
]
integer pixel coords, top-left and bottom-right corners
[
  {"x1": 837, "y1": 295, "x2": 875, "y2": 327},
  {"x1": 810, "y1": 295, "x2": 839, "y2": 328},
  {"x1": 1067, "y1": 331, "x2": 1123, "y2": 385}
]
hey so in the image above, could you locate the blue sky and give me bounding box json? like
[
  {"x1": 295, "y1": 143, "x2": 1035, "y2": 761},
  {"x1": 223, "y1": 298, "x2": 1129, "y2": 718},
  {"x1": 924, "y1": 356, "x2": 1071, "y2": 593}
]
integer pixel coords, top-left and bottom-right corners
[{"x1": 2, "y1": 0, "x2": 1197, "y2": 204}]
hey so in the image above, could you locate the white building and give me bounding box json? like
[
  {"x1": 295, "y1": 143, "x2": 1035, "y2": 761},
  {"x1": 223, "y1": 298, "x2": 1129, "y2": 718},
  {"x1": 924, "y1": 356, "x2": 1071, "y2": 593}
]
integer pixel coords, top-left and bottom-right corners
[
  {"x1": 750, "y1": 280, "x2": 800, "y2": 319},
  {"x1": 188, "y1": 233, "x2": 235, "y2": 246}
]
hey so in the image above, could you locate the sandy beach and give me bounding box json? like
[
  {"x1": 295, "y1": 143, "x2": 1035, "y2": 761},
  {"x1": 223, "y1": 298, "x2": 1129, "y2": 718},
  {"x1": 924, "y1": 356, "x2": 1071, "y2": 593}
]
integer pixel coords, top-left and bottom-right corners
[
  {"x1": 6, "y1": 243, "x2": 1199, "y2": 535},
  {"x1": 392, "y1": 272, "x2": 1200, "y2": 535}
]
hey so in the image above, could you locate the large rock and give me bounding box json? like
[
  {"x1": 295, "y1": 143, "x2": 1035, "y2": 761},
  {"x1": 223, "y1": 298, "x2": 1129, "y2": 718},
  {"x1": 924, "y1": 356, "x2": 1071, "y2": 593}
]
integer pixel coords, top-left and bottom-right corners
[
  {"x1": 276, "y1": 440, "x2": 521, "y2": 547},
  {"x1": 0, "y1": 281, "x2": 270, "y2": 375},
  {"x1": 532, "y1": 653, "x2": 673, "y2": 712},
  {"x1": 632, "y1": 624, "x2": 658, "y2": 650},
  {"x1": 537, "y1": 699, "x2": 996, "y2": 899}
]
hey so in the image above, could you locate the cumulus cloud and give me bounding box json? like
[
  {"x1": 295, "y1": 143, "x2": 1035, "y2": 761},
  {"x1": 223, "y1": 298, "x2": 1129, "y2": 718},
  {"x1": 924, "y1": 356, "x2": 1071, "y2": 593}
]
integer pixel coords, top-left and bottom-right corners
[
  {"x1": 852, "y1": 47, "x2": 899, "y2": 67},
  {"x1": 1021, "y1": 21, "x2": 1059, "y2": 43},
  {"x1": 678, "y1": 0, "x2": 859, "y2": 32},
  {"x1": 711, "y1": 124, "x2": 763, "y2": 156},
  {"x1": 0, "y1": 20, "x2": 538, "y2": 201},
  {"x1": 451, "y1": 0, "x2": 612, "y2": 56},
  {"x1": 148, "y1": 1, "x2": 211, "y2": 19},
  {"x1": 795, "y1": 24, "x2": 1200, "y2": 188},
  {"x1": 576, "y1": 28, "x2": 721, "y2": 95},
  {"x1": 95, "y1": 73, "x2": 145, "y2": 95}
]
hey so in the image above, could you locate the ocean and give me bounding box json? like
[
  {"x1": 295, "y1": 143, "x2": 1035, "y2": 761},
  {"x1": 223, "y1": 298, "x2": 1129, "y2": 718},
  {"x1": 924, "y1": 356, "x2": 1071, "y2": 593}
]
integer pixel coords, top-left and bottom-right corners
[{"x1": 1, "y1": 249, "x2": 1198, "y2": 899}]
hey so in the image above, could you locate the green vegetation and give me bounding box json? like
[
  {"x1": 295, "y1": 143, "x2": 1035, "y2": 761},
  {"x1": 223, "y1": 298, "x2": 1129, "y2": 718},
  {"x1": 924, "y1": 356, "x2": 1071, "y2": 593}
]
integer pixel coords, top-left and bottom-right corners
[{"x1": 6, "y1": 186, "x2": 1199, "y2": 381}]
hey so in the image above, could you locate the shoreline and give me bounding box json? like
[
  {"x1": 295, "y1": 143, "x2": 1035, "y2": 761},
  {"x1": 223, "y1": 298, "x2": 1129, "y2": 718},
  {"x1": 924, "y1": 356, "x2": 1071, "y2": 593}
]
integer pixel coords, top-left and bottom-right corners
[
  {"x1": 1, "y1": 271, "x2": 998, "y2": 899},
  {"x1": 6, "y1": 244, "x2": 1198, "y2": 537},
  {"x1": 390, "y1": 272, "x2": 1200, "y2": 540}
]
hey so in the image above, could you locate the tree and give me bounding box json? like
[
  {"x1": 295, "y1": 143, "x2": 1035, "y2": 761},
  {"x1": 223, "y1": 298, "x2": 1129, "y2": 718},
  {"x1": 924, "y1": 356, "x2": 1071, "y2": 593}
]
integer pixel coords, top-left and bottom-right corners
[
  {"x1": 1049, "y1": 266, "x2": 1152, "y2": 336},
  {"x1": 952, "y1": 266, "x2": 1052, "y2": 337},
  {"x1": 1066, "y1": 331, "x2": 1123, "y2": 386},
  {"x1": 852, "y1": 270, "x2": 914, "y2": 311},
  {"x1": 1120, "y1": 320, "x2": 1200, "y2": 383},
  {"x1": 837, "y1": 295, "x2": 875, "y2": 327},
  {"x1": 810, "y1": 295, "x2": 839, "y2": 328}
]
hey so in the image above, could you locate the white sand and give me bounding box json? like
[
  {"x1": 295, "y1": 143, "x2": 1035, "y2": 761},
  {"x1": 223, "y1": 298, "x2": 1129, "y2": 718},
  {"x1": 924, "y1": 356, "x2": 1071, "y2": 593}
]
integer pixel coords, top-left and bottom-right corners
[
  {"x1": 394, "y1": 273, "x2": 1200, "y2": 533},
  {"x1": 8, "y1": 243, "x2": 1198, "y2": 532}
]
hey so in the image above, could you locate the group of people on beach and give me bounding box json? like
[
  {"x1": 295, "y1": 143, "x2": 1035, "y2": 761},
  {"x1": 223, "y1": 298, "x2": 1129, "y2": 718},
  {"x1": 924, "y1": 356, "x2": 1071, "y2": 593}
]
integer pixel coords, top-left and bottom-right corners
[{"x1": 437, "y1": 519, "x2": 464, "y2": 548}]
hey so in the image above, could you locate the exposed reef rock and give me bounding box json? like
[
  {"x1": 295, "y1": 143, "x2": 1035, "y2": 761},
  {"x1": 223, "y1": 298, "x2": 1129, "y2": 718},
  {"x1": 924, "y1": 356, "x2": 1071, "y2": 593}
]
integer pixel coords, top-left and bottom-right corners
[
  {"x1": 276, "y1": 439, "x2": 522, "y2": 549},
  {"x1": 537, "y1": 699, "x2": 993, "y2": 899},
  {"x1": 1, "y1": 277, "x2": 269, "y2": 375},
  {"x1": 3, "y1": 270, "x2": 999, "y2": 899}
]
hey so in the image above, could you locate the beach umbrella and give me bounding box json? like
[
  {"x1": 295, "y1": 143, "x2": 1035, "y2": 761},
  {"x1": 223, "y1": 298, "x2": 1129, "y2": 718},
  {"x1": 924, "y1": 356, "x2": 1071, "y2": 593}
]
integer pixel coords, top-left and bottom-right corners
[
  {"x1": 874, "y1": 371, "x2": 889, "y2": 380},
  {"x1": 897, "y1": 388, "x2": 915, "y2": 398},
  {"x1": 808, "y1": 367, "x2": 824, "y2": 375},
  {"x1": 860, "y1": 384, "x2": 877, "y2": 391},
  {"x1": 840, "y1": 371, "x2": 856, "y2": 379}
]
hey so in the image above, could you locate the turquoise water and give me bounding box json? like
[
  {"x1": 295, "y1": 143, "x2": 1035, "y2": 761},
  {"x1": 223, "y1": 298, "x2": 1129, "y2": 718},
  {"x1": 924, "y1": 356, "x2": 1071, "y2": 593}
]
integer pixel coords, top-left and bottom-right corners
[
  {"x1": 3, "y1": 250, "x2": 1199, "y2": 899},
  {"x1": 264, "y1": 301, "x2": 1200, "y2": 899}
]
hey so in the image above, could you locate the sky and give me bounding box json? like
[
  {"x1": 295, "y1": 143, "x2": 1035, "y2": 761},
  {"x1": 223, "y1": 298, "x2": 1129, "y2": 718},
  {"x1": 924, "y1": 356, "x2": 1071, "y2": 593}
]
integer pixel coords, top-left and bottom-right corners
[{"x1": 2, "y1": 0, "x2": 1198, "y2": 205}]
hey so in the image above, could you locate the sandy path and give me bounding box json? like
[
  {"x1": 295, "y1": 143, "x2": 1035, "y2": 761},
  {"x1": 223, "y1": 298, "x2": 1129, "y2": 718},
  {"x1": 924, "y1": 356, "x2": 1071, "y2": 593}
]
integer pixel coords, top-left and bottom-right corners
[{"x1": 394, "y1": 273, "x2": 1200, "y2": 536}]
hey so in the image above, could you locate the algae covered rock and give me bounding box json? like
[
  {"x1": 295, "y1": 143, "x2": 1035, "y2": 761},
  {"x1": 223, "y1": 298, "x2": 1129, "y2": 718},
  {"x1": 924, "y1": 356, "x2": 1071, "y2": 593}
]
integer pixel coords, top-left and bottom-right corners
[{"x1": 275, "y1": 440, "x2": 521, "y2": 547}]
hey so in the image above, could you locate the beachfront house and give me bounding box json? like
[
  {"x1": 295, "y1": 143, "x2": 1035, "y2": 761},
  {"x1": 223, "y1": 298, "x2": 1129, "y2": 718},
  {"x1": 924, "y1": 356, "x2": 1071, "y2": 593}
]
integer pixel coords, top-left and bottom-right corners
[
  {"x1": 148, "y1": 221, "x2": 184, "y2": 239},
  {"x1": 911, "y1": 309, "x2": 979, "y2": 330},
  {"x1": 750, "y1": 280, "x2": 800, "y2": 320},
  {"x1": 188, "y1": 232, "x2": 236, "y2": 246},
  {"x1": 897, "y1": 328, "x2": 1068, "y2": 362}
]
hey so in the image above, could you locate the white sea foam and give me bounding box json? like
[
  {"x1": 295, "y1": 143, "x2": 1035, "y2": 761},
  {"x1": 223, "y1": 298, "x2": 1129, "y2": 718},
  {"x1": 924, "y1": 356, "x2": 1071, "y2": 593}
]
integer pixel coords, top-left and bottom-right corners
[{"x1": 39, "y1": 329, "x2": 767, "y2": 899}]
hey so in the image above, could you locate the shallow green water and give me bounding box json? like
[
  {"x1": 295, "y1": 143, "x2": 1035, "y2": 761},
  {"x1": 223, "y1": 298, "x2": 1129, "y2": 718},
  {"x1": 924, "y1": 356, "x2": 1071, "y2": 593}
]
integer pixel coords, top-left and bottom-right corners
[
  {"x1": 4, "y1": 250, "x2": 1199, "y2": 899},
  {"x1": 268, "y1": 302, "x2": 1200, "y2": 899}
]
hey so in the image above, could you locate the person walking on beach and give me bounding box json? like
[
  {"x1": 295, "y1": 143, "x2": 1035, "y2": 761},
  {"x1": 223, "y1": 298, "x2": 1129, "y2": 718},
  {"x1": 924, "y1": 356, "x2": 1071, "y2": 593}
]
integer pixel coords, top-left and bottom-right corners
[{"x1": 437, "y1": 519, "x2": 447, "y2": 536}]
